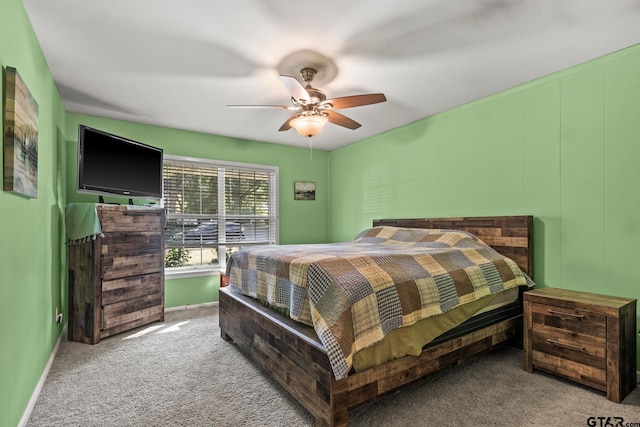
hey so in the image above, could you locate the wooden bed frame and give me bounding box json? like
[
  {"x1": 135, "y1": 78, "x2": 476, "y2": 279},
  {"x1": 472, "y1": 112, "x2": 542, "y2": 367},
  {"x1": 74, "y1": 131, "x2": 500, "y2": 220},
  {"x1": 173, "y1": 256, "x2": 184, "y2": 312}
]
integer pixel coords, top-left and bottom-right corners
[{"x1": 219, "y1": 215, "x2": 533, "y2": 426}]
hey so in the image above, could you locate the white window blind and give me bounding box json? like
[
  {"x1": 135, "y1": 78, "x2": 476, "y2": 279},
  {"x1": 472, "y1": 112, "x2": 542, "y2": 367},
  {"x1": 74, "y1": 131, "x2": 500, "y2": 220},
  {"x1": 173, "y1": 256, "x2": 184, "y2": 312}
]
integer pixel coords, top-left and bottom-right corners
[{"x1": 163, "y1": 155, "x2": 278, "y2": 271}]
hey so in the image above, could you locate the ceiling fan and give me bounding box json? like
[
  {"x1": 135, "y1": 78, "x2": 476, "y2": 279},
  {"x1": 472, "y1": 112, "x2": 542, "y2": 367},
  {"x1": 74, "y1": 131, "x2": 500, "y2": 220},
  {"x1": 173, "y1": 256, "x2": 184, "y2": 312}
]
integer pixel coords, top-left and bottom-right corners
[{"x1": 228, "y1": 67, "x2": 386, "y2": 138}]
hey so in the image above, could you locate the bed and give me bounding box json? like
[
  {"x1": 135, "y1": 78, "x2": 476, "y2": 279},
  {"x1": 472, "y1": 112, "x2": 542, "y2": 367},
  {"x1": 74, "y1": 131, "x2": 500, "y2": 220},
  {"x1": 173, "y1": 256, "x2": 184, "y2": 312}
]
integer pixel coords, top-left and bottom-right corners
[{"x1": 219, "y1": 216, "x2": 533, "y2": 426}]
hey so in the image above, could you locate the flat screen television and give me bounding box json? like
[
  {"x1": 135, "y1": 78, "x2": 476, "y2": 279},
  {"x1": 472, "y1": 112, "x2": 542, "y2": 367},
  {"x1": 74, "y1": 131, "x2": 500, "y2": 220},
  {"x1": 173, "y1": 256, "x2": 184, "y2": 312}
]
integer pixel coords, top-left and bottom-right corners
[{"x1": 77, "y1": 125, "x2": 163, "y2": 200}]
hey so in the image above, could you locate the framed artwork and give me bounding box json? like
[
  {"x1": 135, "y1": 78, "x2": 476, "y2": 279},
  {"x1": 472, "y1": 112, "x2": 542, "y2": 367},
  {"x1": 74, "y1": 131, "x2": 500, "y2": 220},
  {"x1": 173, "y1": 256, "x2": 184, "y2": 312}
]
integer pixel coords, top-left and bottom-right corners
[
  {"x1": 3, "y1": 66, "x2": 39, "y2": 198},
  {"x1": 294, "y1": 181, "x2": 315, "y2": 200}
]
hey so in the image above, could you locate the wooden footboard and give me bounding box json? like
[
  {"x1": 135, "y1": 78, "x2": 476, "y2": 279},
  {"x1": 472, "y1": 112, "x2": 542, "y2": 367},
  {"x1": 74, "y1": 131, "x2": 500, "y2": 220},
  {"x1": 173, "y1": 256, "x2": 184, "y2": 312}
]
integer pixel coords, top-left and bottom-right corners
[{"x1": 219, "y1": 286, "x2": 522, "y2": 426}]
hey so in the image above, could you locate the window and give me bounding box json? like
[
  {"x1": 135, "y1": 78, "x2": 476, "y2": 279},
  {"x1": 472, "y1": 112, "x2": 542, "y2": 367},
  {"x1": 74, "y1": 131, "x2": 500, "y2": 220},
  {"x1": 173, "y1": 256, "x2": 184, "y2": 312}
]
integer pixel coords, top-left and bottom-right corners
[{"x1": 163, "y1": 155, "x2": 278, "y2": 273}]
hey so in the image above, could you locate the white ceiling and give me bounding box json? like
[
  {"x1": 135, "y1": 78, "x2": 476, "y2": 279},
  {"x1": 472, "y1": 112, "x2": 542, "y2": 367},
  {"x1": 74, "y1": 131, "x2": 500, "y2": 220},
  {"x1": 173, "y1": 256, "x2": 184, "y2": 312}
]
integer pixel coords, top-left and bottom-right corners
[{"x1": 22, "y1": 0, "x2": 640, "y2": 150}]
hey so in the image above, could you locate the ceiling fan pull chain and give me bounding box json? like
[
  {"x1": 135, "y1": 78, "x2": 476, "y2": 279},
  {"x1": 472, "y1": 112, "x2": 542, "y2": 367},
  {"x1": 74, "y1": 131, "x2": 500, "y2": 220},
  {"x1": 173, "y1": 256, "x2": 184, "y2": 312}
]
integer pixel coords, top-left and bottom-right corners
[{"x1": 308, "y1": 137, "x2": 313, "y2": 161}]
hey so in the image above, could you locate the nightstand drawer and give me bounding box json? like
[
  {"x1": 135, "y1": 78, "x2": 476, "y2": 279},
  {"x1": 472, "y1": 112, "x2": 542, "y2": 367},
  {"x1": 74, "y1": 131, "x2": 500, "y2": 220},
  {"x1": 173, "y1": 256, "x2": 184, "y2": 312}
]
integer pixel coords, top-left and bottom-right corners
[
  {"x1": 530, "y1": 302, "x2": 606, "y2": 338},
  {"x1": 531, "y1": 327, "x2": 606, "y2": 368},
  {"x1": 531, "y1": 350, "x2": 606, "y2": 390}
]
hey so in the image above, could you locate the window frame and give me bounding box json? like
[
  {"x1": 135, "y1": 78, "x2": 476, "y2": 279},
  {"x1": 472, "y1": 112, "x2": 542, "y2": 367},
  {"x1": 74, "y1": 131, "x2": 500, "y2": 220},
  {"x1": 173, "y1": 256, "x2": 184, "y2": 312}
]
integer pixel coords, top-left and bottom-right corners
[{"x1": 163, "y1": 154, "x2": 279, "y2": 278}]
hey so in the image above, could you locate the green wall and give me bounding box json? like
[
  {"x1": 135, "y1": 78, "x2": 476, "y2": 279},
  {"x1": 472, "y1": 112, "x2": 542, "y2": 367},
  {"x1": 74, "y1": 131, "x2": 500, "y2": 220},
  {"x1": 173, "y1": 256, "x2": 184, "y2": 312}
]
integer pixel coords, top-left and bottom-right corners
[
  {"x1": 0, "y1": 1, "x2": 68, "y2": 425},
  {"x1": 164, "y1": 275, "x2": 218, "y2": 308},
  {"x1": 64, "y1": 113, "x2": 330, "y2": 307},
  {"x1": 3, "y1": 0, "x2": 640, "y2": 423},
  {"x1": 329, "y1": 43, "x2": 640, "y2": 362}
]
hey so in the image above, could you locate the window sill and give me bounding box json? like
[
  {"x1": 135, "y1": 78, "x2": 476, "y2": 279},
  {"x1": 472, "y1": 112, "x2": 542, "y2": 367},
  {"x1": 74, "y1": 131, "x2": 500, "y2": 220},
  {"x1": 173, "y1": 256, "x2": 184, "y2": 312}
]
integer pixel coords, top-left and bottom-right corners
[{"x1": 164, "y1": 267, "x2": 223, "y2": 280}]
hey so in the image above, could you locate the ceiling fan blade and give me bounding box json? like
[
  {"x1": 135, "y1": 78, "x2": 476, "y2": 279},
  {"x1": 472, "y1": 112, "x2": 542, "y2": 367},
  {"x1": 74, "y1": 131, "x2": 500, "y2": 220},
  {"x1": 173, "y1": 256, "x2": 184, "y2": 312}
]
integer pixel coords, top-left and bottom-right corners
[
  {"x1": 325, "y1": 110, "x2": 361, "y2": 130},
  {"x1": 279, "y1": 75, "x2": 311, "y2": 103},
  {"x1": 278, "y1": 114, "x2": 297, "y2": 131},
  {"x1": 324, "y1": 93, "x2": 386, "y2": 109},
  {"x1": 227, "y1": 104, "x2": 299, "y2": 110}
]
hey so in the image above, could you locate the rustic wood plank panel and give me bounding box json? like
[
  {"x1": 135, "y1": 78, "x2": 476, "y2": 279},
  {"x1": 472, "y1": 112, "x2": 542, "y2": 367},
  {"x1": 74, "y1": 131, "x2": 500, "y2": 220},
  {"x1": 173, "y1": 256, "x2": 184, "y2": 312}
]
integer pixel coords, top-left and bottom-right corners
[
  {"x1": 101, "y1": 232, "x2": 162, "y2": 254},
  {"x1": 616, "y1": 300, "x2": 637, "y2": 402},
  {"x1": 341, "y1": 317, "x2": 521, "y2": 415},
  {"x1": 102, "y1": 278, "x2": 163, "y2": 307},
  {"x1": 532, "y1": 350, "x2": 607, "y2": 384},
  {"x1": 98, "y1": 207, "x2": 163, "y2": 233},
  {"x1": 102, "y1": 253, "x2": 163, "y2": 281},
  {"x1": 100, "y1": 305, "x2": 164, "y2": 339},
  {"x1": 532, "y1": 323, "x2": 606, "y2": 349},
  {"x1": 218, "y1": 288, "x2": 333, "y2": 423},
  {"x1": 606, "y1": 316, "x2": 622, "y2": 402},
  {"x1": 103, "y1": 295, "x2": 163, "y2": 329},
  {"x1": 523, "y1": 297, "x2": 533, "y2": 373},
  {"x1": 532, "y1": 335, "x2": 605, "y2": 369},
  {"x1": 68, "y1": 241, "x2": 98, "y2": 343},
  {"x1": 530, "y1": 304, "x2": 606, "y2": 337},
  {"x1": 533, "y1": 359, "x2": 607, "y2": 391}
]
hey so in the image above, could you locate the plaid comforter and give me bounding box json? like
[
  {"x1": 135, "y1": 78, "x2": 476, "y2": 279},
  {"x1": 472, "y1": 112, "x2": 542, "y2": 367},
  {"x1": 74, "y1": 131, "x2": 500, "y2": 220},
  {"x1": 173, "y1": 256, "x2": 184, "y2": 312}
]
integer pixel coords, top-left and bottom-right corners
[{"x1": 227, "y1": 226, "x2": 529, "y2": 379}]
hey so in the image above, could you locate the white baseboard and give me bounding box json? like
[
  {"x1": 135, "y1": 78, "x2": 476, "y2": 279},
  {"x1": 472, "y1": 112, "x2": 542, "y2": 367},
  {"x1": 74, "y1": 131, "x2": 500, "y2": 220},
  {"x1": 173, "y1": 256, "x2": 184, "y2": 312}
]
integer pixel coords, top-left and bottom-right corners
[
  {"x1": 18, "y1": 325, "x2": 67, "y2": 427},
  {"x1": 164, "y1": 301, "x2": 218, "y2": 312}
]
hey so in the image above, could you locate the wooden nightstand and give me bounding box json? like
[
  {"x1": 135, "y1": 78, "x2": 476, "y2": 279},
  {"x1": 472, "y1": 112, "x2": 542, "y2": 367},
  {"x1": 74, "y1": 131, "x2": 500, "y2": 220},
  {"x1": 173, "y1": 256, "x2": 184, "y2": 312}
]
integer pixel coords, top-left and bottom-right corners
[{"x1": 523, "y1": 288, "x2": 637, "y2": 403}]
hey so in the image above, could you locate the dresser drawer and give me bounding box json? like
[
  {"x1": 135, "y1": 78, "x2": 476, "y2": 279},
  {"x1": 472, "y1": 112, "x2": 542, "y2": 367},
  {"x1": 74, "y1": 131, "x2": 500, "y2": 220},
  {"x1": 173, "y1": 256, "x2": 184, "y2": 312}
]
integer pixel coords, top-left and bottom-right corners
[
  {"x1": 102, "y1": 252, "x2": 164, "y2": 281},
  {"x1": 102, "y1": 273, "x2": 163, "y2": 305},
  {"x1": 99, "y1": 208, "x2": 163, "y2": 233},
  {"x1": 102, "y1": 293, "x2": 164, "y2": 334},
  {"x1": 101, "y1": 232, "x2": 162, "y2": 255}
]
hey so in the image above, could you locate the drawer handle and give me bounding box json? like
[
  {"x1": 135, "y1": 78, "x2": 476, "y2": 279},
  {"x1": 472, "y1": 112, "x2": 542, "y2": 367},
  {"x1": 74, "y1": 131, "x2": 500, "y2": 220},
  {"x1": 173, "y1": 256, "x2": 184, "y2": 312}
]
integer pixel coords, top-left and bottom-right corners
[
  {"x1": 547, "y1": 309, "x2": 584, "y2": 319},
  {"x1": 547, "y1": 339, "x2": 586, "y2": 352}
]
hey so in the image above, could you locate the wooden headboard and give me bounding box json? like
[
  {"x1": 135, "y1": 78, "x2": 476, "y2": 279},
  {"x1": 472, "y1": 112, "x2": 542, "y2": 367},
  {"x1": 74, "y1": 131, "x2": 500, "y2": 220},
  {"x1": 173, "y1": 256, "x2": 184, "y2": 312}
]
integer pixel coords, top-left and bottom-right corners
[{"x1": 373, "y1": 215, "x2": 533, "y2": 277}]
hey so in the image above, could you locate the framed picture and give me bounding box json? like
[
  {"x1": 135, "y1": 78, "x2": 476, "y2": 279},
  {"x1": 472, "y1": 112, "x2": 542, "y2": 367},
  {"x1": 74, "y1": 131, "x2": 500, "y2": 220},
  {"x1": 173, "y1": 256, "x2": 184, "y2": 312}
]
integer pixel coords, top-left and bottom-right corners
[
  {"x1": 3, "y1": 66, "x2": 39, "y2": 198},
  {"x1": 294, "y1": 181, "x2": 315, "y2": 200}
]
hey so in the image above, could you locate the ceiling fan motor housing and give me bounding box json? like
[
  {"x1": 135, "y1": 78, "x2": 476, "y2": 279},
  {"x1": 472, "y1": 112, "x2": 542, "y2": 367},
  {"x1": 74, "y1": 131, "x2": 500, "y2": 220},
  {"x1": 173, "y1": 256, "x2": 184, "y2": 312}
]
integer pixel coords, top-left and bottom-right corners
[
  {"x1": 304, "y1": 87, "x2": 326, "y2": 104},
  {"x1": 298, "y1": 68, "x2": 326, "y2": 104}
]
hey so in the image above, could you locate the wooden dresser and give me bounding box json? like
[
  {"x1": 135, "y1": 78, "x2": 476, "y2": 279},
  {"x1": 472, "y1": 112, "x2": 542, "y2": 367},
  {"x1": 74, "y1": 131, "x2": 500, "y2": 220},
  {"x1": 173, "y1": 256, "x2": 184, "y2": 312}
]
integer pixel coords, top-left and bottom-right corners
[
  {"x1": 523, "y1": 288, "x2": 636, "y2": 403},
  {"x1": 68, "y1": 205, "x2": 165, "y2": 344}
]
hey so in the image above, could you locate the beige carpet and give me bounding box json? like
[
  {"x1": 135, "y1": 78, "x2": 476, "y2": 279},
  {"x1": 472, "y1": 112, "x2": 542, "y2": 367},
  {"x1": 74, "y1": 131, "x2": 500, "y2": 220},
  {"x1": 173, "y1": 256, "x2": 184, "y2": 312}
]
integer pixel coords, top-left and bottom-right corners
[{"x1": 27, "y1": 305, "x2": 640, "y2": 426}]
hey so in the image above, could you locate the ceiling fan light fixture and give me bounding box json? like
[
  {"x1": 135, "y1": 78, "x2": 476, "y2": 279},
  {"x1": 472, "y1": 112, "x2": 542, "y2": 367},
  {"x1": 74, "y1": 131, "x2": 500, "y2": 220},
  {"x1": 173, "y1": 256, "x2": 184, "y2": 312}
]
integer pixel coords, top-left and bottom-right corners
[{"x1": 290, "y1": 113, "x2": 328, "y2": 137}]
